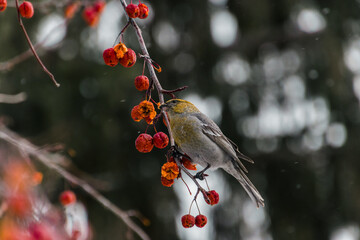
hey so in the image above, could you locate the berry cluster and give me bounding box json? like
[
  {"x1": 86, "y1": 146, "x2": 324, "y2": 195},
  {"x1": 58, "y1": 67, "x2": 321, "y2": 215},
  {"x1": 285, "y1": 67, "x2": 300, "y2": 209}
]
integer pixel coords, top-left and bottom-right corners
[
  {"x1": 125, "y1": 1, "x2": 149, "y2": 19},
  {"x1": 1, "y1": 0, "x2": 35, "y2": 18},
  {"x1": 63, "y1": 0, "x2": 106, "y2": 27},
  {"x1": 82, "y1": 0, "x2": 106, "y2": 27},
  {"x1": 0, "y1": 160, "x2": 86, "y2": 239},
  {"x1": 103, "y1": 42, "x2": 137, "y2": 68},
  {"x1": 181, "y1": 214, "x2": 208, "y2": 228}
]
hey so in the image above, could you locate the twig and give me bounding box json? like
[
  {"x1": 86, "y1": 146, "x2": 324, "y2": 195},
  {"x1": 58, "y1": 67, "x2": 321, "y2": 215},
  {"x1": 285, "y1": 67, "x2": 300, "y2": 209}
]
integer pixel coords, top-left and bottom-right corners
[
  {"x1": 0, "y1": 126, "x2": 150, "y2": 240},
  {"x1": 14, "y1": 0, "x2": 60, "y2": 87},
  {"x1": 0, "y1": 19, "x2": 68, "y2": 72},
  {"x1": 0, "y1": 92, "x2": 27, "y2": 104}
]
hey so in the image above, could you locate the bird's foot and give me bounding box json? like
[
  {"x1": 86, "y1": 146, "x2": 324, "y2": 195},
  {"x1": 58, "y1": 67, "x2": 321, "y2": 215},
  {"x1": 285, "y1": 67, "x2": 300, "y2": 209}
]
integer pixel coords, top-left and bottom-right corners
[{"x1": 194, "y1": 163, "x2": 210, "y2": 181}]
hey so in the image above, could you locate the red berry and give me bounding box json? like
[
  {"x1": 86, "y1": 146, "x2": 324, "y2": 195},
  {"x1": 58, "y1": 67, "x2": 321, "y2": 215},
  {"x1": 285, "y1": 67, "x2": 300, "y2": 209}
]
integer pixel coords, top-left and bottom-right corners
[
  {"x1": 59, "y1": 190, "x2": 76, "y2": 206},
  {"x1": 195, "y1": 214, "x2": 207, "y2": 228},
  {"x1": 82, "y1": 6, "x2": 99, "y2": 26},
  {"x1": 153, "y1": 132, "x2": 169, "y2": 149},
  {"x1": 103, "y1": 48, "x2": 119, "y2": 67},
  {"x1": 19, "y1": 1, "x2": 34, "y2": 19},
  {"x1": 134, "y1": 75, "x2": 149, "y2": 91},
  {"x1": 93, "y1": 0, "x2": 105, "y2": 13},
  {"x1": 135, "y1": 133, "x2": 154, "y2": 153},
  {"x1": 204, "y1": 190, "x2": 219, "y2": 205},
  {"x1": 119, "y1": 48, "x2": 137, "y2": 67},
  {"x1": 131, "y1": 105, "x2": 142, "y2": 122},
  {"x1": 181, "y1": 214, "x2": 195, "y2": 228},
  {"x1": 0, "y1": 0, "x2": 7, "y2": 12},
  {"x1": 138, "y1": 3, "x2": 149, "y2": 19},
  {"x1": 125, "y1": 3, "x2": 139, "y2": 18}
]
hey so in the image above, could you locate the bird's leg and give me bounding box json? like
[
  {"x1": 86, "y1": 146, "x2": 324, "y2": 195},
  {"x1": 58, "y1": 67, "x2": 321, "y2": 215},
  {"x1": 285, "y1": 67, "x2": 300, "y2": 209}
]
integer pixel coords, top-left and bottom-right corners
[{"x1": 194, "y1": 163, "x2": 210, "y2": 180}]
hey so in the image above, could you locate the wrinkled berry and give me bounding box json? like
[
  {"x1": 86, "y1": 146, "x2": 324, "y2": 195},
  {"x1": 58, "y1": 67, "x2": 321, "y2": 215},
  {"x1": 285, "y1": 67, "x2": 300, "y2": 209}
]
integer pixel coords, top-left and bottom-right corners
[
  {"x1": 0, "y1": 0, "x2": 7, "y2": 12},
  {"x1": 134, "y1": 75, "x2": 149, "y2": 91},
  {"x1": 119, "y1": 48, "x2": 136, "y2": 67},
  {"x1": 103, "y1": 48, "x2": 119, "y2": 67},
  {"x1": 125, "y1": 3, "x2": 139, "y2": 18},
  {"x1": 135, "y1": 133, "x2": 154, "y2": 153},
  {"x1": 181, "y1": 214, "x2": 195, "y2": 228},
  {"x1": 195, "y1": 214, "x2": 207, "y2": 228},
  {"x1": 138, "y1": 3, "x2": 149, "y2": 19},
  {"x1": 153, "y1": 132, "x2": 169, "y2": 149}
]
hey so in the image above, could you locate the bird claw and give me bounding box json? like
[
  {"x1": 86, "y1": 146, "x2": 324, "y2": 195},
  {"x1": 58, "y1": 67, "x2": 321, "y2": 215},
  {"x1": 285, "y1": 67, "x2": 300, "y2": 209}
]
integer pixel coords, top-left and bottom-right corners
[{"x1": 194, "y1": 172, "x2": 208, "y2": 180}]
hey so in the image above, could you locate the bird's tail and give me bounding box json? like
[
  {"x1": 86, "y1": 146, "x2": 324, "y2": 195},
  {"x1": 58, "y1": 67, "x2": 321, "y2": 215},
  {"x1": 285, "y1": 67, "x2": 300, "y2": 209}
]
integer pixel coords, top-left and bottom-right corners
[{"x1": 224, "y1": 166, "x2": 265, "y2": 207}]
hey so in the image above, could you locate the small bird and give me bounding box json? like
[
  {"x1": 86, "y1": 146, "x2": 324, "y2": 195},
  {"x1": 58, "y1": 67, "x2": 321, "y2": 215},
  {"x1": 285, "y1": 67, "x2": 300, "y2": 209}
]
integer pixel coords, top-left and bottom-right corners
[{"x1": 161, "y1": 99, "x2": 264, "y2": 207}]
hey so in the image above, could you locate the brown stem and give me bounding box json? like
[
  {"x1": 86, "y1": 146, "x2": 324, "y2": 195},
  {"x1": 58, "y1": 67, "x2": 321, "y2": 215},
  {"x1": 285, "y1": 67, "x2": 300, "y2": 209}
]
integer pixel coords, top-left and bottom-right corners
[
  {"x1": 0, "y1": 19, "x2": 69, "y2": 72},
  {"x1": 0, "y1": 126, "x2": 150, "y2": 240},
  {"x1": 15, "y1": 0, "x2": 60, "y2": 87}
]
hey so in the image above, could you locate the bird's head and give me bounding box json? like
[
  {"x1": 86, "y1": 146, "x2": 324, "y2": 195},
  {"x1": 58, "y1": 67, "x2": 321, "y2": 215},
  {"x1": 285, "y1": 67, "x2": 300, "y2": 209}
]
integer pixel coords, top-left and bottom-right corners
[{"x1": 160, "y1": 99, "x2": 200, "y2": 116}]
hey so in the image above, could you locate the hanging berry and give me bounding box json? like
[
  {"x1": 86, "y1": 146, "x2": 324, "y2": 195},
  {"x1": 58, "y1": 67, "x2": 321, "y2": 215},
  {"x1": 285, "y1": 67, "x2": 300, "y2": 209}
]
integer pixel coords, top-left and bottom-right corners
[
  {"x1": 153, "y1": 132, "x2": 169, "y2": 149},
  {"x1": 125, "y1": 3, "x2": 139, "y2": 18},
  {"x1": 181, "y1": 214, "x2": 195, "y2": 228},
  {"x1": 0, "y1": 0, "x2": 7, "y2": 12},
  {"x1": 119, "y1": 48, "x2": 137, "y2": 67},
  {"x1": 103, "y1": 48, "x2": 119, "y2": 67},
  {"x1": 135, "y1": 133, "x2": 154, "y2": 153},
  {"x1": 134, "y1": 75, "x2": 149, "y2": 91},
  {"x1": 19, "y1": 1, "x2": 34, "y2": 19},
  {"x1": 195, "y1": 215, "x2": 207, "y2": 228},
  {"x1": 138, "y1": 3, "x2": 149, "y2": 19}
]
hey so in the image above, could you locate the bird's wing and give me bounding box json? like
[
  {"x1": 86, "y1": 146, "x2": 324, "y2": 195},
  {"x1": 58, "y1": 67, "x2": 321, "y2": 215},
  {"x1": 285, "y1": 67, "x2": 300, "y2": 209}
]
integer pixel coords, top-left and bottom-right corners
[{"x1": 194, "y1": 113, "x2": 250, "y2": 173}]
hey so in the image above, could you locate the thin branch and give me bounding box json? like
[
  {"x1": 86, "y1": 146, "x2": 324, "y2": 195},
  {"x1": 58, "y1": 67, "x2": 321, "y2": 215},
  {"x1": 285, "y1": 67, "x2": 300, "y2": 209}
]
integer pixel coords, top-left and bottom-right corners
[
  {"x1": 118, "y1": 0, "x2": 207, "y2": 202},
  {"x1": 0, "y1": 126, "x2": 150, "y2": 240},
  {"x1": 0, "y1": 92, "x2": 27, "y2": 104},
  {"x1": 14, "y1": 0, "x2": 60, "y2": 87},
  {"x1": 0, "y1": 19, "x2": 68, "y2": 72}
]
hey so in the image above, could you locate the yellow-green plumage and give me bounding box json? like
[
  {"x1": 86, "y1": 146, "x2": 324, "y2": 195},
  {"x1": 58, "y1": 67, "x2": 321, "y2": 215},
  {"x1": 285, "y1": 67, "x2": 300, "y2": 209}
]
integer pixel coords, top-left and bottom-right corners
[{"x1": 162, "y1": 98, "x2": 265, "y2": 207}]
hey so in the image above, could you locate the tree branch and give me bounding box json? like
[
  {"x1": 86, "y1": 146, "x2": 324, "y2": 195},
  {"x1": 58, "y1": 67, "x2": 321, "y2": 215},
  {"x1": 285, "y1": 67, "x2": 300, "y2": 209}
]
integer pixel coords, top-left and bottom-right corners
[
  {"x1": 14, "y1": 0, "x2": 60, "y2": 87},
  {"x1": 0, "y1": 126, "x2": 150, "y2": 240}
]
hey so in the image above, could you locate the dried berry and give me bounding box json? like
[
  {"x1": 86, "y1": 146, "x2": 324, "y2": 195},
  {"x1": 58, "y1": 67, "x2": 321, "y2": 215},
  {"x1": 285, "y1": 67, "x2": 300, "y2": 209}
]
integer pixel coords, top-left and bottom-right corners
[
  {"x1": 204, "y1": 190, "x2": 219, "y2": 205},
  {"x1": 134, "y1": 75, "x2": 149, "y2": 91},
  {"x1": 182, "y1": 157, "x2": 197, "y2": 170},
  {"x1": 138, "y1": 3, "x2": 149, "y2": 19},
  {"x1": 161, "y1": 176, "x2": 174, "y2": 187},
  {"x1": 131, "y1": 105, "x2": 142, "y2": 122},
  {"x1": 0, "y1": 0, "x2": 7, "y2": 12},
  {"x1": 135, "y1": 133, "x2": 154, "y2": 153},
  {"x1": 125, "y1": 3, "x2": 139, "y2": 18},
  {"x1": 138, "y1": 100, "x2": 156, "y2": 120},
  {"x1": 153, "y1": 132, "x2": 169, "y2": 149},
  {"x1": 59, "y1": 190, "x2": 77, "y2": 206},
  {"x1": 103, "y1": 48, "x2": 119, "y2": 67},
  {"x1": 161, "y1": 162, "x2": 179, "y2": 180},
  {"x1": 195, "y1": 214, "x2": 207, "y2": 228},
  {"x1": 181, "y1": 214, "x2": 195, "y2": 228},
  {"x1": 64, "y1": 2, "x2": 79, "y2": 19},
  {"x1": 113, "y1": 42, "x2": 128, "y2": 59},
  {"x1": 119, "y1": 48, "x2": 137, "y2": 67},
  {"x1": 19, "y1": 1, "x2": 34, "y2": 19}
]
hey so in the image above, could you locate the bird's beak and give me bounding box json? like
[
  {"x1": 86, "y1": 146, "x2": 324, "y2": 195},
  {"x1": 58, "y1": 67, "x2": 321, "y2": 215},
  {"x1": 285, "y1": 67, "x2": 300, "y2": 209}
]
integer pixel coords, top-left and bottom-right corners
[{"x1": 159, "y1": 103, "x2": 168, "y2": 110}]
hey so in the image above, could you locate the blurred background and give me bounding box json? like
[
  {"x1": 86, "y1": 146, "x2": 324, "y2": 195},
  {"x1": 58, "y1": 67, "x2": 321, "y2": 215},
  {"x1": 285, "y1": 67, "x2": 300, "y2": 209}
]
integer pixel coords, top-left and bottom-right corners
[{"x1": 1, "y1": 0, "x2": 360, "y2": 239}]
